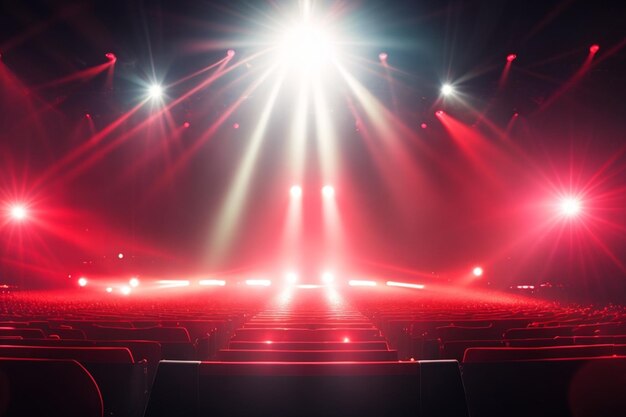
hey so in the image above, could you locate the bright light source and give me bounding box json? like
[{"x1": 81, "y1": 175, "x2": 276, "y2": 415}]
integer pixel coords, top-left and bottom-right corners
[
  {"x1": 279, "y1": 22, "x2": 335, "y2": 70},
  {"x1": 245, "y1": 279, "x2": 271, "y2": 286},
  {"x1": 322, "y1": 185, "x2": 335, "y2": 198},
  {"x1": 226, "y1": 49, "x2": 236, "y2": 58},
  {"x1": 435, "y1": 110, "x2": 444, "y2": 117},
  {"x1": 199, "y1": 279, "x2": 226, "y2": 286},
  {"x1": 321, "y1": 272, "x2": 334, "y2": 284},
  {"x1": 441, "y1": 84, "x2": 454, "y2": 96},
  {"x1": 120, "y1": 286, "x2": 131, "y2": 295},
  {"x1": 472, "y1": 266, "x2": 484, "y2": 277},
  {"x1": 386, "y1": 281, "x2": 425, "y2": 290},
  {"x1": 105, "y1": 52, "x2": 117, "y2": 61},
  {"x1": 378, "y1": 52, "x2": 388, "y2": 62},
  {"x1": 506, "y1": 54, "x2": 517, "y2": 62},
  {"x1": 285, "y1": 272, "x2": 298, "y2": 284},
  {"x1": 10, "y1": 205, "x2": 27, "y2": 220},
  {"x1": 157, "y1": 280, "x2": 190, "y2": 288},
  {"x1": 117, "y1": 253, "x2": 124, "y2": 259},
  {"x1": 343, "y1": 337, "x2": 350, "y2": 343},
  {"x1": 589, "y1": 44, "x2": 600, "y2": 54},
  {"x1": 348, "y1": 280, "x2": 377, "y2": 287},
  {"x1": 560, "y1": 197, "x2": 582, "y2": 217},
  {"x1": 129, "y1": 277, "x2": 140, "y2": 287},
  {"x1": 290, "y1": 185, "x2": 302, "y2": 198},
  {"x1": 105, "y1": 287, "x2": 113, "y2": 293},
  {"x1": 78, "y1": 277, "x2": 88, "y2": 287},
  {"x1": 148, "y1": 84, "x2": 163, "y2": 99}
]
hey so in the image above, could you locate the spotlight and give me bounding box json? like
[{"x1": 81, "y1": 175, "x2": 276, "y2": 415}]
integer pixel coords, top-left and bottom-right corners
[
  {"x1": 199, "y1": 279, "x2": 226, "y2": 286},
  {"x1": 589, "y1": 44, "x2": 600, "y2": 54},
  {"x1": 441, "y1": 84, "x2": 454, "y2": 96},
  {"x1": 286, "y1": 272, "x2": 298, "y2": 284},
  {"x1": 435, "y1": 110, "x2": 444, "y2": 117},
  {"x1": 348, "y1": 280, "x2": 377, "y2": 287},
  {"x1": 120, "y1": 286, "x2": 131, "y2": 295},
  {"x1": 322, "y1": 185, "x2": 335, "y2": 198},
  {"x1": 421, "y1": 123, "x2": 428, "y2": 129},
  {"x1": 183, "y1": 122, "x2": 190, "y2": 128},
  {"x1": 472, "y1": 267, "x2": 484, "y2": 277},
  {"x1": 105, "y1": 287, "x2": 113, "y2": 293},
  {"x1": 378, "y1": 52, "x2": 388, "y2": 62},
  {"x1": 118, "y1": 253, "x2": 124, "y2": 259},
  {"x1": 290, "y1": 185, "x2": 302, "y2": 198},
  {"x1": 10, "y1": 205, "x2": 27, "y2": 220},
  {"x1": 245, "y1": 279, "x2": 271, "y2": 286},
  {"x1": 129, "y1": 277, "x2": 140, "y2": 288},
  {"x1": 105, "y1": 52, "x2": 117, "y2": 62},
  {"x1": 560, "y1": 197, "x2": 582, "y2": 217},
  {"x1": 321, "y1": 271, "x2": 334, "y2": 285},
  {"x1": 148, "y1": 84, "x2": 163, "y2": 99},
  {"x1": 78, "y1": 277, "x2": 88, "y2": 287},
  {"x1": 506, "y1": 53, "x2": 517, "y2": 62},
  {"x1": 233, "y1": 123, "x2": 240, "y2": 129},
  {"x1": 226, "y1": 49, "x2": 236, "y2": 58},
  {"x1": 386, "y1": 281, "x2": 425, "y2": 290}
]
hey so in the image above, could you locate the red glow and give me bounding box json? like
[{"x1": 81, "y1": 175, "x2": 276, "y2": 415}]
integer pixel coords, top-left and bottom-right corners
[
  {"x1": 290, "y1": 185, "x2": 302, "y2": 198},
  {"x1": 117, "y1": 253, "x2": 124, "y2": 259},
  {"x1": 183, "y1": 122, "x2": 190, "y2": 128},
  {"x1": 506, "y1": 53, "x2": 517, "y2": 62},
  {"x1": 105, "y1": 287, "x2": 113, "y2": 293},
  {"x1": 435, "y1": 110, "x2": 444, "y2": 117},
  {"x1": 378, "y1": 52, "x2": 388, "y2": 62},
  {"x1": 348, "y1": 280, "x2": 377, "y2": 287},
  {"x1": 421, "y1": 123, "x2": 427, "y2": 129},
  {"x1": 78, "y1": 277, "x2": 88, "y2": 287},
  {"x1": 233, "y1": 123, "x2": 240, "y2": 129},
  {"x1": 589, "y1": 44, "x2": 600, "y2": 54},
  {"x1": 472, "y1": 266, "x2": 484, "y2": 277},
  {"x1": 85, "y1": 113, "x2": 91, "y2": 119},
  {"x1": 386, "y1": 281, "x2": 425, "y2": 290},
  {"x1": 227, "y1": 49, "x2": 236, "y2": 58},
  {"x1": 343, "y1": 337, "x2": 350, "y2": 343},
  {"x1": 105, "y1": 52, "x2": 117, "y2": 61}
]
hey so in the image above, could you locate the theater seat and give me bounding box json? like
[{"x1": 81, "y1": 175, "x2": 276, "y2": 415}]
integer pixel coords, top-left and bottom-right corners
[
  {"x1": 144, "y1": 360, "x2": 470, "y2": 417},
  {"x1": 0, "y1": 358, "x2": 103, "y2": 417}
]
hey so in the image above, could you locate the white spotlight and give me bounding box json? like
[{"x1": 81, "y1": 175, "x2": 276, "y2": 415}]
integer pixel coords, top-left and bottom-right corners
[
  {"x1": 560, "y1": 197, "x2": 582, "y2": 217},
  {"x1": 472, "y1": 267, "x2": 484, "y2": 277},
  {"x1": 321, "y1": 271, "x2": 334, "y2": 285},
  {"x1": 148, "y1": 84, "x2": 163, "y2": 99},
  {"x1": 10, "y1": 205, "x2": 27, "y2": 220},
  {"x1": 441, "y1": 84, "x2": 454, "y2": 96},
  {"x1": 286, "y1": 272, "x2": 298, "y2": 284},
  {"x1": 290, "y1": 185, "x2": 302, "y2": 198},
  {"x1": 129, "y1": 277, "x2": 140, "y2": 288},
  {"x1": 322, "y1": 185, "x2": 335, "y2": 198}
]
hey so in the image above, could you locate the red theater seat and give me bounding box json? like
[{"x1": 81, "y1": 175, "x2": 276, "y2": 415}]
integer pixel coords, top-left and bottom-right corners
[
  {"x1": 0, "y1": 358, "x2": 103, "y2": 417},
  {"x1": 144, "y1": 360, "x2": 470, "y2": 417},
  {"x1": 217, "y1": 348, "x2": 398, "y2": 361},
  {"x1": 462, "y1": 344, "x2": 621, "y2": 362}
]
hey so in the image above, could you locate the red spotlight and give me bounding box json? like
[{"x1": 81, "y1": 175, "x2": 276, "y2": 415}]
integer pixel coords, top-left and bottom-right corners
[
  {"x1": 421, "y1": 123, "x2": 428, "y2": 129},
  {"x1": 472, "y1": 266, "x2": 484, "y2": 277},
  {"x1": 183, "y1": 122, "x2": 190, "y2": 128},
  {"x1": 378, "y1": 52, "x2": 388, "y2": 62},
  {"x1": 78, "y1": 277, "x2": 88, "y2": 287},
  {"x1": 506, "y1": 53, "x2": 517, "y2": 62},
  {"x1": 290, "y1": 185, "x2": 302, "y2": 198},
  {"x1": 233, "y1": 123, "x2": 240, "y2": 129},
  {"x1": 589, "y1": 44, "x2": 600, "y2": 54},
  {"x1": 85, "y1": 113, "x2": 92, "y2": 119},
  {"x1": 118, "y1": 253, "x2": 124, "y2": 259},
  {"x1": 105, "y1": 52, "x2": 117, "y2": 62},
  {"x1": 343, "y1": 337, "x2": 350, "y2": 343},
  {"x1": 10, "y1": 205, "x2": 27, "y2": 220},
  {"x1": 227, "y1": 49, "x2": 236, "y2": 58},
  {"x1": 322, "y1": 185, "x2": 335, "y2": 198},
  {"x1": 435, "y1": 110, "x2": 444, "y2": 117},
  {"x1": 560, "y1": 197, "x2": 582, "y2": 217}
]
